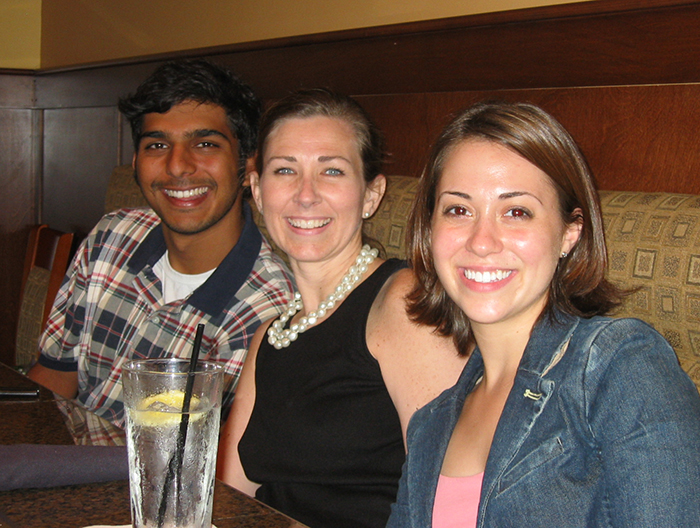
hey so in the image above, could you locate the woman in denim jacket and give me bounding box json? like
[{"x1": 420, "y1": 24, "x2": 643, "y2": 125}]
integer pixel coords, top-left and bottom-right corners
[{"x1": 387, "y1": 102, "x2": 700, "y2": 527}]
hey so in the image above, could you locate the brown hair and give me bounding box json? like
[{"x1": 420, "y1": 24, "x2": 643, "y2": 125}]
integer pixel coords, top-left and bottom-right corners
[
  {"x1": 407, "y1": 101, "x2": 624, "y2": 355},
  {"x1": 255, "y1": 88, "x2": 385, "y2": 184}
]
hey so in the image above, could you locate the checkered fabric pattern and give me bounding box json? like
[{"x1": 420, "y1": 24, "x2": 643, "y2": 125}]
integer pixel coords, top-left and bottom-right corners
[{"x1": 38, "y1": 205, "x2": 294, "y2": 427}]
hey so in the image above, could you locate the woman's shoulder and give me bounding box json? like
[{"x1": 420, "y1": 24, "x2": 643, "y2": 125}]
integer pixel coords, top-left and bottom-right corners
[
  {"x1": 570, "y1": 315, "x2": 698, "y2": 400},
  {"x1": 569, "y1": 315, "x2": 678, "y2": 370},
  {"x1": 368, "y1": 265, "x2": 419, "y2": 329},
  {"x1": 379, "y1": 265, "x2": 414, "y2": 302},
  {"x1": 574, "y1": 315, "x2": 668, "y2": 350}
]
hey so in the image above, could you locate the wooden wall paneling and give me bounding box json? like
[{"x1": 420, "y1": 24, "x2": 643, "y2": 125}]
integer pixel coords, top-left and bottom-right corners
[
  {"x1": 0, "y1": 108, "x2": 38, "y2": 364},
  {"x1": 0, "y1": 74, "x2": 34, "y2": 107},
  {"x1": 544, "y1": 85, "x2": 700, "y2": 194},
  {"x1": 422, "y1": 85, "x2": 700, "y2": 194},
  {"x1": 0, "y1": 71, "x2": 37, "y2": 364},
  {"x1": 194, "y1": 0, "x2": 700, "y2": 99},
  {"x1": 34, "y1": 62, "x2": 161, "y2": 109},
  {"x1": 353, "y1": 93, "x2": 429, "y2": 178},
  {"x1": 42, "y1": 106, "x2": 120, "y2": 235}
]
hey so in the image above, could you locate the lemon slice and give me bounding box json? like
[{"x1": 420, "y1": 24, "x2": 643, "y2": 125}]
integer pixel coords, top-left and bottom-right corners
[{"x1": 133, "y1": 389, "x2": 202, "y2": 427}]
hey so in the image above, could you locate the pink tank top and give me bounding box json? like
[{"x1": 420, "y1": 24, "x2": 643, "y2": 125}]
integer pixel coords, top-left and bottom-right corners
[{"x1": 432, "y1": 472, "x2": 484, "y2": 528}]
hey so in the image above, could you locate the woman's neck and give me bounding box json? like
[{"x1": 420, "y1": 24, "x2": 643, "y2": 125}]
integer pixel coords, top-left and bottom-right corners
[
  {"x1": 471, "y1": 318, "x2": 535, "y2": 389},
  {"x1": 290, "y1": 244, "x2": 382, "y2": 315}
]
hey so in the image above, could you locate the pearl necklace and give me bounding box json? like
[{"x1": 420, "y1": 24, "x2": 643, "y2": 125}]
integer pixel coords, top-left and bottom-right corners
[{"x1": 267, "y1": 245, "x2": 379, "y2": 349}]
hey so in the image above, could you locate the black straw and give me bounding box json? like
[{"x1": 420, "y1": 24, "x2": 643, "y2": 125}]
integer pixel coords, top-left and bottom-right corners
[{"x1": 157, "y1": 323, "x2": 205, "y2": 528}]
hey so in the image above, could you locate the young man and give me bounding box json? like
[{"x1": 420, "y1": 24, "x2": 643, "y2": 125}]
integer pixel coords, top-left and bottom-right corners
[{"x1": 28, "y1": 59, "x2": 294, "y2": 427}]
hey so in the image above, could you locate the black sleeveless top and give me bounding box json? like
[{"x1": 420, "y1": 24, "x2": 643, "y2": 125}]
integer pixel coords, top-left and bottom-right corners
[{"x1": 239, "y1": 259, "x2": 406, "y2": 528}]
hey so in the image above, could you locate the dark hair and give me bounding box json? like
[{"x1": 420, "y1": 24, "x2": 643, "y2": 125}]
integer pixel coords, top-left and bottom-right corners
[
  {"x1": 118, "y1": 59, "x2": 261, "y2": 177},
  {"x1": 407, "y1": 101, "x2": 624, "y2": 355},
  {"x1": 255, "y1": 88, "x2": 385, "y2": 184}
]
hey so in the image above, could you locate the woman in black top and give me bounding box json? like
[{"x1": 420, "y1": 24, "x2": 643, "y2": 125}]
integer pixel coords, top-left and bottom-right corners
[{"x1": 217, "y1": 89, "x2": 467, "y2": 528}]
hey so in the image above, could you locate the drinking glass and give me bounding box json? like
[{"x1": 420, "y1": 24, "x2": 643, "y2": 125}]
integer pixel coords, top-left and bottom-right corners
[{"x1": 122, "y1": 358, "x2": 223, "y2": 528}]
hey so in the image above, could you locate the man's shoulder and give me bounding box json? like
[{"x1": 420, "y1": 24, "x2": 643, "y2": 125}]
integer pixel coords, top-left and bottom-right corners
[
  {"x1": 89, "y1": 208, "x2": 160, "y2": 247},
  {"x1": 95, "y1": 207, "x2": 159, "y2": 231},
  {"x1": 253, "y1": 237, "x2": 294, "y2": 285}
]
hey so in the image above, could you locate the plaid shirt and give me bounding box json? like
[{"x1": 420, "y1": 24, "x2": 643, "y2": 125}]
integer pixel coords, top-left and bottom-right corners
[{"x1": 38, "y1": 203, "x2": 294, "y2": 427}]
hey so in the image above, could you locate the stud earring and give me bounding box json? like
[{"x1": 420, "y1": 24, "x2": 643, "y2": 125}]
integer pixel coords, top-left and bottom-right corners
[
  {"x1": 363, "y1": 212, "x2": 371, "y2": 218},
  {"x1": 561, "y1": 251, "x2": 568, "y2": 258}
]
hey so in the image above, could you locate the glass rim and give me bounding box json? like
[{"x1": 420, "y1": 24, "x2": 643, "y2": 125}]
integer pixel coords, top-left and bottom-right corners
[{"x1": 122, "y1": 358, "x2": 223, "y2": 375}]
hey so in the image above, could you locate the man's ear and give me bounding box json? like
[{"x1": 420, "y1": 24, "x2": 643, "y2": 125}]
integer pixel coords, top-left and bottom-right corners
[
  {"x1": 363, "y1": 174, "x2": 387, "y2": 218},
  {"x1": 249, "y1": 171, "x2": 263, "y2": 213},
  {"x1": 241, "y1": 156, "x2": 257, "y2": 188},
  {"x1": 131, "y1": 153, "x2": 140, "y2": 185}
]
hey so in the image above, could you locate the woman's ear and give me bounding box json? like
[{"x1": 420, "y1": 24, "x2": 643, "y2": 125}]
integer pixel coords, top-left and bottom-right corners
[
  {"x1": 249, "y1": 171, "x2": 263, "y2": 214},
  {"x1": 562, "y1": 207, "x2": 583, "y2": 255},
  {"x1": 363, "y1": 174, "x2": 387, "y2": 218}
]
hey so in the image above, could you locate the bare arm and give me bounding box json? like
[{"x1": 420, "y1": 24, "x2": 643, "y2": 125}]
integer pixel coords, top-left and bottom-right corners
[
  {"x1": 27, "y1": 362, "x2": 79, "y2": 399},
  {"x1": 216, "y1": 321, "x2": 270, "y2": 496},
  {"x1": 367, "y1": 268, "x2": 469, "y2": 445}
]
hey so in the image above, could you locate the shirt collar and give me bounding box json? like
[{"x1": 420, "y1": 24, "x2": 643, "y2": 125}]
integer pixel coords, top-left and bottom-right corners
[{"x1": 128, "y1": 201, "x2": 262, "y2": 315}]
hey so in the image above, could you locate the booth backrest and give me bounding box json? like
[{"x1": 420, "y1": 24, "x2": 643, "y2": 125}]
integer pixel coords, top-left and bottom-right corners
[{"x1": 106, "y1": 166, "x2": 700, "y2": 391}]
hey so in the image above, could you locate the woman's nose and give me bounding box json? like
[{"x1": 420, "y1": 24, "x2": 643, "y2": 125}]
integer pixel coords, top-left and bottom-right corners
[
  {"x1": 466, "y1": 217, "x2": 503, "y2": 256},
  {"x1": 294, "y1": 175, "x2": 321, "y2": 207}
]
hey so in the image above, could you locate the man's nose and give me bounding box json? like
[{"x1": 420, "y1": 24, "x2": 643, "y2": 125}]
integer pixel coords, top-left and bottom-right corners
[{"x1": 166, "y1": 145, "x2": 196, "y2": 178}]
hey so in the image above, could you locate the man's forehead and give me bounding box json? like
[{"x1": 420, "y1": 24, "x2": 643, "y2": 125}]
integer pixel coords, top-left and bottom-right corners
[{"x1": 141, "y1": 101, "x2": 234, "y2": 136}]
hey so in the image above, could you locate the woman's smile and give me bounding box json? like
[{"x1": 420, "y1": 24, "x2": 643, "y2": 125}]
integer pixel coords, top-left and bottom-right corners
[
  {"x1": 462, "y1": 268, "x2": 513, "y2": 284},
  {"x1": 286, "y1": 217, "x2": 332, "y2": 230}
]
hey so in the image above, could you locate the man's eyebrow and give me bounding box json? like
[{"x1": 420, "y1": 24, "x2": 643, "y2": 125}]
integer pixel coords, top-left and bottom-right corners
[
  {"x1": 138, "y1": 129, "x2": 231, "y2": 143},
  {"x1": 139, "y1": 130, "x2": 166, "y2": 141},
  {"x1": 187, "y1": 129, "x2": 231, "y2": 141}
]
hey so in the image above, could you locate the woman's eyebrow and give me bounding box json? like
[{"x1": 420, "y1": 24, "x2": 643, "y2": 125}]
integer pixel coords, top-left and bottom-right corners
[
  {"x1": 318, "y1": 155, "x2": 351, "y2": 163},
  {"x1": 438, "y1": 190, "x2": 544, "y2": 205},
  {"x1": 439, "y1": 190, "x2": 471, "y2": 200},
  {"x1": 499, "y1": 190, "x2": 543, "y2": 205}
]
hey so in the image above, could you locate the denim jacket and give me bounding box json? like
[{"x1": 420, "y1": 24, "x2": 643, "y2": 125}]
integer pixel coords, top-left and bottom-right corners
[{"x1": 387, "y1": 312, "x2": 700, "y2": 527}]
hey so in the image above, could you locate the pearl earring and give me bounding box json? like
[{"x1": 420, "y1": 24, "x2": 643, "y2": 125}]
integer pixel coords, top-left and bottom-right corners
[{"x1": 363, "y1": 212, "x2": 370, "y2": 218}]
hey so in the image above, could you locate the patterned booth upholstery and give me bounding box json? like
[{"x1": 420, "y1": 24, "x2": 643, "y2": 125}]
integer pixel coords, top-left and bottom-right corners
[
  {"x1": 106, "y1": 167, "x2": 700, "y2": 391},
  {"x1": 599, "y1": 191, "x2": 700, "y2": 389}
]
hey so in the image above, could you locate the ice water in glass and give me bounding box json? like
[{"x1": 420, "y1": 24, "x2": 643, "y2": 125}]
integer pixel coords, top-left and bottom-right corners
[{"x1": 123, "y1": 359, "x2": 223, "y2": 528}]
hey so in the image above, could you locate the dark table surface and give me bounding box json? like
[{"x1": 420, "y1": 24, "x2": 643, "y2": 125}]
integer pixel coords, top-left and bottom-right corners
[{"x1": 0, "y1": 363, "x2": 306, "y2": 528}]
